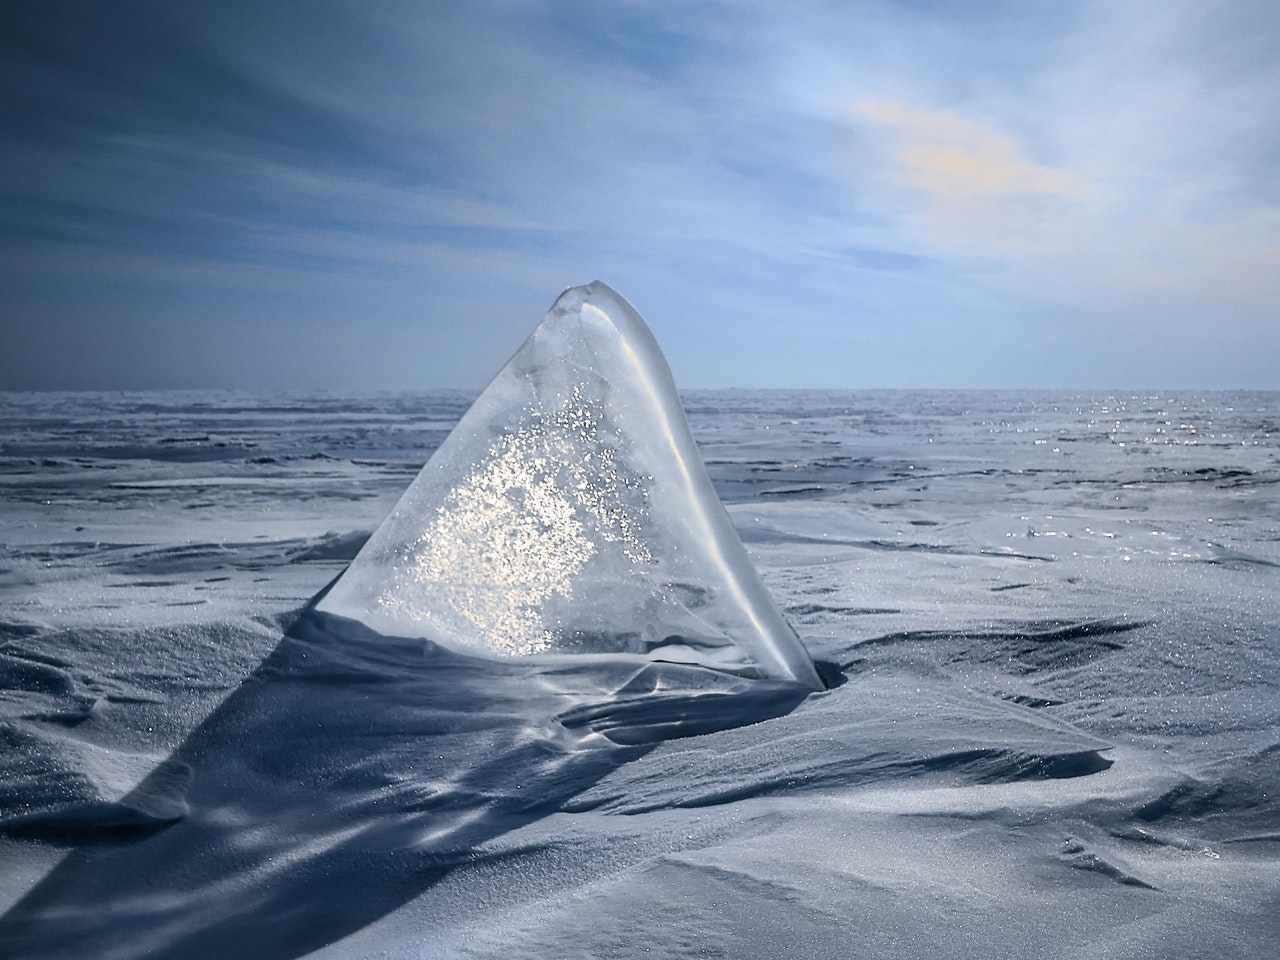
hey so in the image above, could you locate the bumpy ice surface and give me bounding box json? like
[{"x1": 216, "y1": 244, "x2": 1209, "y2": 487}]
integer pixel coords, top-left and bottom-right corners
[{"x1": 0, "y1": 385, "x2": 1276, "y2": 959}]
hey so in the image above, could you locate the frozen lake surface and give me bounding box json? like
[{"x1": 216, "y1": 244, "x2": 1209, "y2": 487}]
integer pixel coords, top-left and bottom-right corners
[{"x1": 1, "y1": 389, "x2": 1277, "y2": 958}]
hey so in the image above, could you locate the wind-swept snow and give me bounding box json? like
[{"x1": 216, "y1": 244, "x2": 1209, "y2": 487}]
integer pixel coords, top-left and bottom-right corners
[{"x1": 0, "y1": 382, "x2": 1276, "y2": 959}]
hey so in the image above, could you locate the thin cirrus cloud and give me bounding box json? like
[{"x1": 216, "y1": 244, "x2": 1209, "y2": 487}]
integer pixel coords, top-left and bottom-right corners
[
  {"x1": 852, "y1": 98, "x2": 1088, "y2": 257},
  {"x1": 849, "y1": 78, "x2": 1280, "y2": 336},
  {"x1": 0, "y1": 0, "x2": 1277, "y2": 390},
  {"x1": 854, "y1": 100, "x2": 1082, "y2": 202}
]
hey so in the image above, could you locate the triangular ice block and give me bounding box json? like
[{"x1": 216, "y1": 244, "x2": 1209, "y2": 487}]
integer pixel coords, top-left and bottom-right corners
[{"x1": 316, "y1": 282, "x2": 822, "y2": 689}]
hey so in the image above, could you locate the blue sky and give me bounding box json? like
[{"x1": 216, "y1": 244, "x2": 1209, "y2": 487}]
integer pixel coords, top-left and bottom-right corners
[{"x1": 2, "y1": 0, "x2": 1277, "y2": 390}]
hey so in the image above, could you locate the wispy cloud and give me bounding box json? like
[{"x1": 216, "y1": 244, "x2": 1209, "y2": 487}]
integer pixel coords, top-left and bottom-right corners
[
  {"x1": 854, "y1": 100, "x2": 1082, "y2": 201},
  {"x1": 853, "y1": 98, "x2": 1089, "y2": 257},
  {"x1": 2, "y1": 0, "x2": 1277, "y2": 389}
]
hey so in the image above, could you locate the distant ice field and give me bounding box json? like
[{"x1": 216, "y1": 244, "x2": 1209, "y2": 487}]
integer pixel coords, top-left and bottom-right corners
[{"x1": 0, "y1": 389, "x2": 1277, "y2": 959}]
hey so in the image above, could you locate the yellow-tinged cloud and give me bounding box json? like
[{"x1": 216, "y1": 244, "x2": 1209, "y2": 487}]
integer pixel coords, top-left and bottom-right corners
[
  {"x1": 855, "y1": 99, "x2": 1081, "y2": 202},
  {"x1": 851, "y1": 99, "x2": 1280, "y2": 318},
  {"x1": 853, "y1": 99, "x2": 1088, "y2": 257}
]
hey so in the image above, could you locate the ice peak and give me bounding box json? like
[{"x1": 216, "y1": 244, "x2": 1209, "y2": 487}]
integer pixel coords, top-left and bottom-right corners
[{"x1": 316, "y1": 283, "x2": 822, "y2": 689}]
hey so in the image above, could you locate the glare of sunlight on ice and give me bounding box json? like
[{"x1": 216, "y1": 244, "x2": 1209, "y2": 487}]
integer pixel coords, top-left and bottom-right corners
[
  {"x1": 607, "y1": 305, "x2": 779, "y2": 659},
  {"x1": 379, "y1": 384, "x2": 652, "y2": 656},
  {"x1": 315, "y1": 282, "x2": 822, "y2": 688}
]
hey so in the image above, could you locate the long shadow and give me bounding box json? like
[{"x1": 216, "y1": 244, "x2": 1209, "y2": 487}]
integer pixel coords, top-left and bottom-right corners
[{"x1": 0, "y1": 612, "x2": 811, "y2": 960}]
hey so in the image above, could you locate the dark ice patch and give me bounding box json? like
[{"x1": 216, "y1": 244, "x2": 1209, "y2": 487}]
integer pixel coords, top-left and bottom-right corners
[
  {"x1": 1057, "y1": 836, "x2": 1156, "y2": 890},
  {"x1": 105, "y1": 543, "x2": 236, "y2": 575},
  {"x1": 285, "y1": 531, "x2": 370, "y2": 563},
  {"x1": 851, "y1": 618, "x2": 1141, "y2": 676},
  {"x1": 556, "y1": 664, "x2": 809, "y2": 745},
  {"x1": 1200, "y1": 543, "x2": 1279, "y2": 568},
  {"x1": 785, "y1": 603, "x2": 902, "y2": 617},
  {"x1": 0, "y1": 759, "x2": 191, "y2": 844},
  {"x1": 0, "y1": 652, "x2": 75, "y2": 695},
  {"x1": 20, "y1": 696, "x2": 105, "y2": 727},
  {"x1": 0, "y1": 622, "x2": 42, "y2": 642},
  {"x1": 1143, "y1": 466, "x2": 1262, "y2": 488}
]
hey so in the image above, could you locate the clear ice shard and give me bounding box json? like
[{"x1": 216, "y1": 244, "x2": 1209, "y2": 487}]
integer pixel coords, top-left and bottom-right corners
[{"x1": 316, "y1": 282, "x2": 823, "y2": 689}]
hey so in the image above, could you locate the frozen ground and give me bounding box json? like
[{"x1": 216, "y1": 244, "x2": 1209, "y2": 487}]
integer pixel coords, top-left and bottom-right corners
[{"x1": 0, "y1": 389, "x2": 1277, "y2": 958}]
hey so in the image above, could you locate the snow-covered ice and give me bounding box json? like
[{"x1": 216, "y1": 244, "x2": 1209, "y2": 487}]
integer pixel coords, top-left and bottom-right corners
[{"x1": 0, "y1": 331, "x2": 1277, "y2": 955}]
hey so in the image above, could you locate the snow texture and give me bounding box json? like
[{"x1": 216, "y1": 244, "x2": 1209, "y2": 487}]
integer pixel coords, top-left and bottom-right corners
[
  {"x1": 0, "y1": 381, "x2": 1277, "y2": 956},
  {"x1": 318, "y1": 283, "x2": 821, "y2": 688}
]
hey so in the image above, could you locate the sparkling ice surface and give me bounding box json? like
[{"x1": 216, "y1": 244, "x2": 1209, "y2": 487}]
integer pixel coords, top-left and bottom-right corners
[{"x1": 316, "y1": 282, "x2": 822, "y2": 688}]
